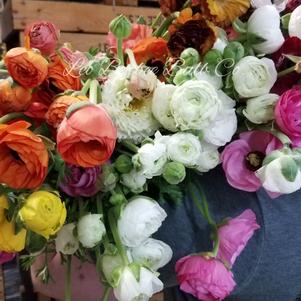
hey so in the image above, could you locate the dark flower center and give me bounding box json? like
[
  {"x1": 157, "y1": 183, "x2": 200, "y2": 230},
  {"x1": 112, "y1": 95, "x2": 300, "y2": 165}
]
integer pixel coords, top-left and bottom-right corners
[{"x1": 245, "y1": 151, "x2": 265, "y2": 172}]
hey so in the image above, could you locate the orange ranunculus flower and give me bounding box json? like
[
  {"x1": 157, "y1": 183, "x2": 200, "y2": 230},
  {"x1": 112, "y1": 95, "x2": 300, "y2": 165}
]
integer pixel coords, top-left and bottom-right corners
[
  {"x1": 0, "y1": 79, "x2": 32, "y2": 113},
  {"x1": 4, "y1": 47, "x2": 48, "y2": 88},
  {"x1": 45, "y1": 95, "x2": 86, "y2": 128},
  {"x1": 57, "y1": 105, "x2": 117, "y2": 168},
  {"x1": 0, "y1": 121, "x2": 49, "y2": 189},
  {"x1": 48, "y1": 54, "x2": 82, "y2": 92},
  {"x1": 132, "y1": 37, "x2": 169, "y2": 65}
]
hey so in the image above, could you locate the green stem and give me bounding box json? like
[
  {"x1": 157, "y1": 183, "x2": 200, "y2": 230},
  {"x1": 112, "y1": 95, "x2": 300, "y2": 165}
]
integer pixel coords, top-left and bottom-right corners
[
  {"x1": 151, "y1": 12, "x2": 163, "y2": 30},
  {"x1": 0, "y1": 69, "x2": 8, "y2": 75},
  {"x1": 0, "y1": 112, "x2": 27, "y2": 124},
  {"x1": 108, "y1": 209, "x2": 129, "y2": 265},
  {"x1": 64, "y1": 255, "x2": 72, "y2": 301},
  {"x1": 211, "y1": 228, "x2": 220, "y2": 258},
  {"x1": 182, "y1": 0, "x2": 192, "y2": 8},
  {"x1": 117, "y1": 38, "x2": 124, "y2": 66},
  {"x1": 278, "y1": 65, "x2": 296, "y2": 78},
  {"x1": 154, "y1": 14, "x2": 177, "y2": 38},
  {"x1": 96, "y1": 194, "x2": 103, "y2": 216},
  {"x1": 101, "y1": 286, "x2": 112, "y2": 301},
  {"x1": 89, "y1": 79, "x2": 99, "y2": 104},
  {"x1": 80, "y1": 78, "x2": 92, "y2": 95},
  {"x1": 121, "y1": 140, "x2": 139, "y2": 153}
]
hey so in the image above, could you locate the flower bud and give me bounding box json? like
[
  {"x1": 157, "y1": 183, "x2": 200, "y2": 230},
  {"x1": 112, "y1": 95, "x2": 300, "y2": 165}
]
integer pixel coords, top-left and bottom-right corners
[
  {"x1": 180, "y1": 48, "x2": 200, "y2": 66},
  {"x1": 223, "y1": 41, "x2": 244, "y2": 63},
  {"x1": 163, "y1": 162, "x2": 186, "y2": 185},
  {"x1": 109, "y1": 15, "x2": 132, "y2": 39},
  {"x1": 98, "y1": 163, "x2": 119, "y2": 192},
  {"x1": 109, "y1": 193, "x2": 127, "y2": 206},
  {"x1": 173, "y1": 68, "x2": 195, "y2": 85},
  {"x1": 55, "y1": 223, "x2": 79, "y2": 255},
  {"x1": 115, "y1": 154, "x2": 133, "y2": 174},
  {"x1": 203, "y1": 49, "x2": 223, "y2": 73}
]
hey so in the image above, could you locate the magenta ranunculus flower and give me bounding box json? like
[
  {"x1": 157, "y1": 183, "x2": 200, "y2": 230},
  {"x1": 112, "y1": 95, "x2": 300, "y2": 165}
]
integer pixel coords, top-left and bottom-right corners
[
  {"x1": 59, "y1": 165, "x2": 101, "y2": 197},
  {"x1": 275, "y1": 88, "x2": 301, "y2": 147},
  {"x1": 25, "y1": 21, "x2": 60, "y2": 56},
  {"x1": 217, "y1": 209, "x2": 260, "y2": 267},
  {"x1": 0, "y1": 252, "x2": 15, "y2": 265},
  {"x1": 221, "y1": 131, "x2": 282, "y2": 192},
  {"x1": 176, "y1": 255, "x2": 236, "y2": 301}
]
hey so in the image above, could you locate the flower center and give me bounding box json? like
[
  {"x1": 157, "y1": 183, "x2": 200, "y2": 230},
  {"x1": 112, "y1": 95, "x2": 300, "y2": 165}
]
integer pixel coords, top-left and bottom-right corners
[{"x1": 245, "y1": 151, "x2": 265, "y2": 172}]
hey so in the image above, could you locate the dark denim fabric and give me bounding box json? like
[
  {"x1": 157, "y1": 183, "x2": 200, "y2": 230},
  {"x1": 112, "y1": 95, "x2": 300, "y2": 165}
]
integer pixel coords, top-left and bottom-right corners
[{"x1": 154, "y1": 166, "x2": 301, "y2": 301}]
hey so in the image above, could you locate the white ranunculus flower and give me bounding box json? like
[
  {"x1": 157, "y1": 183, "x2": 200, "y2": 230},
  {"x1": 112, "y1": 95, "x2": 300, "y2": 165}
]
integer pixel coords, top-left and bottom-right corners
[
  {"x1": 152, "y1": 82, "x2": 177, "y2": 132},
  {"x1": 101, "y1": 254, "x2": 124, "y2": 285},
  {"x1": 55, "y1": 223, "x2": 79, "y2": 255},
  {"x1": 133, "y1": 141, "x2": 168, "y2": 179},
  {"x1": 243, "y1": 93, "x2": 279, "y2": 124},
  {"x1": 251, "y1": 0, "x2": 287, "y2": 11},
  {"x1": 196, "y1": 143, "x2": 220, "y2": 172},
  {"x1": 77, "y1": 214, "x2": 106, "y2": 248},
  {"x1": 195, "y1": 70, "x2": 223, "y2": 90},
  {"x1": 170, "y1": 80, "x2": 222, "y2": 130},
  {"x1": 102, "y1": 65, "x2": 159, "y2": 143},
  {"x1": 120, "y1": 170, "x2": 146, "y2": 194},
  {"x1": 118, "y1": 196, "x2": 167, "y2": 247},
  {"x1": 289, "y1": 5, "x2": 301, "y2": 39},
  {"x1": 131, "y1": 238, "x2": 173, "y2": 271},
  {"x1": 256, "y1": 153, "x2": 301, "y2": 193},
  {"x1": 248, "y1": 5, "x2": 284, "y2": 54},
  {"x1": 167, "y1": 133, "x2": 202, "y2": 168},
  {"x1": 114, "y1": 267, "x2": 163, "y2": 301},
  {"x1": 232, "y1": 56, "x2": 277, "y2": 98}
]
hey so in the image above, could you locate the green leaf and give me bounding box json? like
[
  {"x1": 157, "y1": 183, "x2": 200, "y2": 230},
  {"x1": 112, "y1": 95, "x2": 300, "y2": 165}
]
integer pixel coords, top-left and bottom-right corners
[
  {"x1": 247, "y1": 32, "x2": 266, "y2": 45},
  {"x1": 129, "y1": 262, "x2": 141, "y2": 282},
  {"x1": 281, "y1": 13, "x2": 291, "y2": 30},
  {"x1": 19, "y1": 255, "x2": 37, "y2": 271},
  {"x1": 232, "y1": 18, "x2": 247, "y2": 34},
  {"x1": 88, "y1": 47, "x2": 100, "y2": 56},
  {"x1": 281, "y1": 157, "x2": 299, "y2": 182},
  {"x1": 26, "y1": 230, "x2": 47, "y2": 253}
]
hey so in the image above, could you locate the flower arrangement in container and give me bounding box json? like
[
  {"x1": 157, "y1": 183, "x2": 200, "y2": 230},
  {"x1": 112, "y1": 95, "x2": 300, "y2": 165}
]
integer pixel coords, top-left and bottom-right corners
[{"x1": 1, "y1": 0, "x2": 301, "y2": 300}]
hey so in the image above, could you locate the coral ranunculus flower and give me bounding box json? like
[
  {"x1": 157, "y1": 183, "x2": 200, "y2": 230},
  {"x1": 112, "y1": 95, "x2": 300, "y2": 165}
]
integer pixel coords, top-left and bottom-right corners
[
  {"x1": 48, "y1": 54, "x2": 82, "y2": 92},
  {"x1": 57, "y1": 105, "x2": 117, "y2": 167},
  {"x1": 4, "y1": 47, "x2": 48, "y2": 88},
  {"x1": 0, "y1": 121, "x2": 48, "y2": 189},
  {"x1": 132, "y1": 37, "x2": 169, "y2": 65},
  {"x1": 0, "y1": 79, "x2": 32, "y2": 113},
  {"x1": 45, "y1": 95, "x2": 84, "y2": 128}
]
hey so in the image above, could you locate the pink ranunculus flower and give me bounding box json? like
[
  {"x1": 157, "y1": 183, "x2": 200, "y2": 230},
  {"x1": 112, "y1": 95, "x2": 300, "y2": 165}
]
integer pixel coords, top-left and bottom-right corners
[
  {"x1": 0, "y1": 252, "x2": 15, "y2": 264},
  {"x1": 176, "y1": 255, "x2": 236, "y2": 301},
  {"x1": 217, "y1": 209, "x2": 260, "y2": 267},
  {"x1": 275, "y1": 88, "x2": 301, "y2": 147},
  {"x1": 106, "y1": 24, "x2": 153, "y2": 52},
  {"x1": 221, "y1": 131, "x2": 282, "y2": 192},
  {"x1": 24, "y1": 21, "x2": 60, "y2": 56}
]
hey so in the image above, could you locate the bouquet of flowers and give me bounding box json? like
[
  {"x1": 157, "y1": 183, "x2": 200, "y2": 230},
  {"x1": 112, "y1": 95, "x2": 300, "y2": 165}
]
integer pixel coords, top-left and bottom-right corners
[{"x1": 1, "y1": 0, "x2": 301, "y2": 300}]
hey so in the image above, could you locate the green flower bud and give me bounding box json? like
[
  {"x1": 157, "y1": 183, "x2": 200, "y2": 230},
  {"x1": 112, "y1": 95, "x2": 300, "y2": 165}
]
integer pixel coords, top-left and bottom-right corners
[
  {"x1": 115, "y1": 154, "x2": 133, "y2": 174},
  {"x1": 223, "y1": 41, "x2": 244, "y2": 64},
  {"x1": 203, "y1": 49, "x2": 223, "y2": 73},
  {"x1": 98, "y1": 164, "x2": 118, "y2": 192},
  {"x1": 109, "y1": 15, "x2": 132, "y2": 39},
  {"x1": 180, "y1": 48, "x2": 200, "y2": 66},
  {"x1": 163, "y1": 162, "x2": 186, "y2": 185},
  {"x1": 109, "y1": 193, "x2": 127, "y2": 206},
  {"x1": 173, "y1": 68, "x2": 195, "y2": 85}
]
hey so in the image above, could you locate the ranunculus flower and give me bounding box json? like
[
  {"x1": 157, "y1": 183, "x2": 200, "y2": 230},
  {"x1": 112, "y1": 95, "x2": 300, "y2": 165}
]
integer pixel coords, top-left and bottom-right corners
[
  {"x1": 59, "y1": 164, "x2": 101, "y2": 197},
  {"x1": 77, "y1": 214, "x2": 105, "y2": 248},
  {"x1": 0, "y1": 79, "x2": 32, "y2": 113},
  {"x1": 57, "y1": 105, "x2": 117, "y2": 168},
  {"x1": 120, "y1": 169, "x2": 146, "y2": 194},
  {"x1": 107, "y1": 23, "x2": 152, "y2": 52},
  {"x1": 59, "y1": 47, "x2": 89, "y2": 74},
  {"x1": 0, "y1": 121, "x2": 48, "y2": 189},
  {"x1": 289, "y1": 4, "x2": 301, "y2": 38},
  {"x1": 217, "y1": 209, "x2": 260, "y2": 267},
  {"x1": 114, "y1": 267, "x2": 163, "y2": 301},
  {"x1": 24, "y1": 21, "x2": 60, "y2": 56},
  {"x1": 19, "y1": 191, "x2": 66, "y2": 239},
  {"x1": 196, "y1": 142, "x2": 220, "y2": 172},
  {"x1": 176, "y1": 255, "x2": 236, "y2": 301},
  {"x1": 45, "y1": 95, "x2": 84, "y2": 128},
  {"x1": 0, "y1": 252, "x2": 15, "y2": 264},
  {"x1": 24, "y1": 102, "x2": 49, "y2": 121},
  {"x1": 233, "y1": 56, "x2": 277, "y2": 98},
  {"x1": 0, "y1": 195, "x2": 27, "y2": 253},
  {"x1": 221, "y1": 131, "x2": 282, "y2": 192},
  {"x1": 133, "y1": 140, "x2": 167, "y2": 179},
  {"x1": 247, "y1": 5, "x2": 284, "y2": 54},
  {"x1": 4, "y1": 47, "x2": 48, "y2": 88},
  {"x1": 118, "y1": 196, "x2": 167, "y2": 247},
  {"x1": 243, "y1": 93, "x2": 279, "y2": 124},
  {"x1": 48, "y1": 54, "x2": 82, "y2": 91},
  {"x1": 55, "y1": 223, "x2": 79, "y2": 255},
  {"x1": 275, "y1": 89, "x2": 301, "y2": 147},
  {"x1": 131, "y1": 238, "x2": 173, "y2": 271}
]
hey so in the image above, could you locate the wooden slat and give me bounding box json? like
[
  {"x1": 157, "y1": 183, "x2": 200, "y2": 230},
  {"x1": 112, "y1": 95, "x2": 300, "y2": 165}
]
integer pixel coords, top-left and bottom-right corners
[
  {"x1": 0, "y1": 0, "x2": 13, "y2": 42},
  {"x1": 104, "y1": 0, "x2": 138, "y2": 7},
  {"x1": 12, "y1": 0, "x2": 160, "y2": 33}
]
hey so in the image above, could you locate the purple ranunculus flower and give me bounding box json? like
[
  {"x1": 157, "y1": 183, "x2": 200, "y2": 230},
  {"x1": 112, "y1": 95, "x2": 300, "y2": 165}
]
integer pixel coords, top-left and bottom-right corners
[
  {"x1": 59, "y1": 165, "x2": 101, "y2": 197},
  {"x1": 0, "y1": 252, "x2": 15, "y2": 265}
]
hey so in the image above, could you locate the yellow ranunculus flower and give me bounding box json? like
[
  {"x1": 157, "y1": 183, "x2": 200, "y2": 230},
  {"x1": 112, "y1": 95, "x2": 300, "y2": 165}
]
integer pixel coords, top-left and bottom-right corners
[
  {"x1": 0, "y1": 219, "x2": 26, "y2": 252},
  {"x1": 0, "y1": 195, "x2": 8, "y2": 224},
  {"x1": 19, "y1": 191, "x2": 67, "y2": 239}
]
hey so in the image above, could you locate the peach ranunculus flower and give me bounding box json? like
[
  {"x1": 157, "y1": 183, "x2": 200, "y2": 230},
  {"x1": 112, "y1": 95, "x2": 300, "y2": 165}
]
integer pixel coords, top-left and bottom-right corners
[
  {"x1": 48, "y1": 54, "x2": 82, "y2": 92},
  {"x1": 0, "y1": 121, "x2": 49, "y2": 189},
  {"x1": 57, "y1": 104, "x2": 117, "y2": 168},
  {"x1": 106, "y1": 24, "x2": 153, "y2": 52},
  {"x1": 45, "y1": 95, "x2": 86, "y2": 128},
  {"x1": 4, "y1": 47, "x2": 48, "y2": 88},
  {"x1": 0, "y1": 79, "x2": 32, "y2": 113}
]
